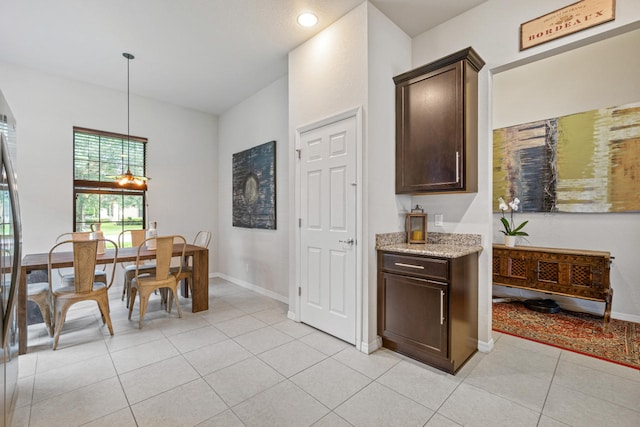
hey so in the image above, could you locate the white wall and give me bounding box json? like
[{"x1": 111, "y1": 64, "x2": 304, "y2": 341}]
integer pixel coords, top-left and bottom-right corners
[
  {"x1": 288, "y1": 3, "x2": 369, "y2": 324},
  {"x1": 217, "y1": 76, "x2": 289, "y2": 300},
  {"x1": 365, "y1": 6, "x2": 412, "y2": 347},
  {"x1": 288, "y1": 2, "x2": 412, "y2": 350},
  {"x1": 0, "y1": 62, "x2": 218, "y2": 268},
  {"x1": 492, "y1": 28, "x2": 640, "y2": 320},
  {"x1": 411, "y1": 0, "x2": 640, "y2": 342}
]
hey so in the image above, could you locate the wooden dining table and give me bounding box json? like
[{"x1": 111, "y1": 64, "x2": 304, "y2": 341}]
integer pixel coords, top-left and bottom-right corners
[{"x1": 18, "y1": 243, "x2": 209, "y2": 354}]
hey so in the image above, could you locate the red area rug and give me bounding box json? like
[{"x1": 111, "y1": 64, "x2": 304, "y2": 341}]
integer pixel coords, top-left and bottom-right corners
[{"x1": 492, "y1": 301, "x2": 640, "y2": 370}]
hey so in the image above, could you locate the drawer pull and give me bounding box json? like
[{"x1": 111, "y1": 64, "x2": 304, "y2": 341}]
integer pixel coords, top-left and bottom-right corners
[
  {"x1": 394, "y1": 262, "x2": 425, "y2": 270},
  {"x1": 440, "y1": 290, "x2": 444, "y2": 325}
]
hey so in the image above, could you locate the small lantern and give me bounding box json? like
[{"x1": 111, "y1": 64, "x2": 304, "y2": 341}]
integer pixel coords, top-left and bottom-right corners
[{"x1": 406, "y1": 205, "x2": 427, "y2": 244}]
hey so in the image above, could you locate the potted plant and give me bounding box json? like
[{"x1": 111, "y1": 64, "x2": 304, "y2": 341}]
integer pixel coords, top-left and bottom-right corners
[{"x1": 498, "y1": 197, "x2": 528, "y2": 246}]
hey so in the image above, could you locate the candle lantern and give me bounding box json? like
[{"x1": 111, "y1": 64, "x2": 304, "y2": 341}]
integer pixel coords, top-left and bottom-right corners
[{"x1": 406, "y1": 205, "x2": 427, "y2": 244}]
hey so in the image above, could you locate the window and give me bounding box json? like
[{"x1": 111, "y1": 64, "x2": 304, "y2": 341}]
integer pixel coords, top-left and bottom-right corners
[{"x1": 73, "y1": 127, "x2": 147, "y2": 240}]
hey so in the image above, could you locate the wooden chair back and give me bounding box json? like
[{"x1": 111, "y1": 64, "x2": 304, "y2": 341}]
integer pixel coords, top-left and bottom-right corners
[
  {"x1": 118, "y1": 229, "x2": 148, "y2": 270},
  {"x1": 136, "y1": 235, "x2": 186, "y2": 281},
  {"x1": 55, "y1": 232, "x2": 106, "y2": 278},
  {"x1": 117, "y1": 229, "x2": 147, "y2": 248},
  {"x1": 72, "y1": 240, "x2": 99, "y2": 293},
  {"x1": 49, "y1": 239, "x2": 118, "y2": 295}
]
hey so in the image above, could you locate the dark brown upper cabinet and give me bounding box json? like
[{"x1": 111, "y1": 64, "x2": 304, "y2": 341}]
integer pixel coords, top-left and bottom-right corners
[{"x1": 394, "y1": 47, "x2": 485, "y2": 194}]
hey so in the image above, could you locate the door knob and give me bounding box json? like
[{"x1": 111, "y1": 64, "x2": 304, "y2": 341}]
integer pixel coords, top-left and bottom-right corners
[{"x1": 339, "y1": 238, "x2": 355, "y2": 245}]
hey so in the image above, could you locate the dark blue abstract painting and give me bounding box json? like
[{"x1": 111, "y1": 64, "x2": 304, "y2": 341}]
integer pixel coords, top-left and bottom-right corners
[{"x1": 232, "y1": 140, "x2": 276, "y2": 229}]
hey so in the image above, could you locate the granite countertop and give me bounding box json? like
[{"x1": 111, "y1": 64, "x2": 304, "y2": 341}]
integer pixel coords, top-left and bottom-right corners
[{"x1": 376, "y1": 232, "x2": 482, "y2": 259}]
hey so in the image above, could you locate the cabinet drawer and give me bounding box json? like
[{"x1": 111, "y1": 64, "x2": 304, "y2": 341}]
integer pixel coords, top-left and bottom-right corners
[{"x1": 382, "y1": 253, "x2": 449, "y2": 281}]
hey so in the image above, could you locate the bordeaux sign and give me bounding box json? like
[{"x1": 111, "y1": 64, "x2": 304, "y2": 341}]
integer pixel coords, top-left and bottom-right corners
[{"x1": 520, "y1": 0, "x2": 616, "y2": 50}]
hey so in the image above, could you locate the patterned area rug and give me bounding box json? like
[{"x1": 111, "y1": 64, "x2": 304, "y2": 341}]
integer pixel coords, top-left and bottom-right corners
[{"x1": 493, "y1": 301, "x2": 640, "y2": 370}]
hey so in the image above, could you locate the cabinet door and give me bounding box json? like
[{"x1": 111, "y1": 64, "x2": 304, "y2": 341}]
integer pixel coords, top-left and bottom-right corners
[
  {"x1": 379, "y1": 272, "x2": 448, "y2": 358},
  {"x1": 492, "y1": 248, "x2": 529, "y2": 288},
  {"x1": 530, "y1": 253, "x2": 609, "y2": 300},
  {"x1": 396, "y1": 61, "x2": 463, "y2": 193}
]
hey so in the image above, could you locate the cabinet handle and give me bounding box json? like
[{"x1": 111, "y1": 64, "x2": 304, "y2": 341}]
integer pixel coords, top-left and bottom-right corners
[
  {"x1": 394, "y1": 262, "x2": 424, "y2": 270},
  {"x1": 440, "y1": 290, "x2": 444, "y2": 325},
  {"x1": 456, "y1": 151, "x2": 460, "y2": 183}
]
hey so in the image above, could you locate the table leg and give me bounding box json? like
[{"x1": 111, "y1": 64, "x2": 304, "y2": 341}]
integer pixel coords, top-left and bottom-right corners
[
  {"x1": 180, "y1": 256, "x2": 190, "y2": 298},
  {"x1": 18, "y1": 266, "x2": 27, "y2": 355},
  {"x1": 191, "y1": 249, "x2": 208, "y2": 312}
]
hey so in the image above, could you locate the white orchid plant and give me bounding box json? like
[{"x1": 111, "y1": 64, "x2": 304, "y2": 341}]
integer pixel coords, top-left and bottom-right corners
[{"x1": 498, "y1": 197, "x2": 529, "y2": 236}]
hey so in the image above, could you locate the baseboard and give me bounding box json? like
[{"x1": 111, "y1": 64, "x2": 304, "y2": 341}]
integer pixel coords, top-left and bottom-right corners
[
  {"x1": 478, "y1": 337, "x2": 494, "y2": 353},
  {"x1": 359, "y1": 336, "x2": 382, "y2": 354},
  {"x1": 611, "y1": 311, "x2": 640, "y2": 324},
  {"x1": 215, "y1": 273, "x2": 288, "y2": 304}
]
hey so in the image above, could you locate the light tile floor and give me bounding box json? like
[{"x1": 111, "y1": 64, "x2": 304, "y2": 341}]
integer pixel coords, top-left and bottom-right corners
[{"x1": 13, "y1": 278, "x2": 640, "y2": 426}]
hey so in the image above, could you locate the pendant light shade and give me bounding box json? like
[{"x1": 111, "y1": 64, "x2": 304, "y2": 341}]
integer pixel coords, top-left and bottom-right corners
[{"x1": 115, "y1": 52, "x2": 148, "y2": 187}]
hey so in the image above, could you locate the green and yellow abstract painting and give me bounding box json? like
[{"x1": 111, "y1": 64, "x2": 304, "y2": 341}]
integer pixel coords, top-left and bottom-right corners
[{"x1": 493, "y1": 101, "x2": 640, "y2": 213}]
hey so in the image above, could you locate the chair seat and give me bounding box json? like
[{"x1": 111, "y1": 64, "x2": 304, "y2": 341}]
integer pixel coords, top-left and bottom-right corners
[
  {"x1": 61, "y1": 270, "x2": 107, "y2": 286},
  {"x1": 169, "y1": 265, "x2": 192, "y2": 276},
  {"x1": 124, "y1": 264, "x2": 156, "y2": 273},
  {"x1": 132, "y1": 275, "x2": 176, "y2": 288},
  {"x1": 54, "y1": 282, "x2": 108, "y2": 295}
]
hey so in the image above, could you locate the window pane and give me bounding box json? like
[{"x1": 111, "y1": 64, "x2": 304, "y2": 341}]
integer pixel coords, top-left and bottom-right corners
[
  {"x1": 73, "y1": 129, "x2": 146, "y2": 183},
  {"x1": 100, "y1": 136, "x2": 126, "y2": 181},
  {"x1": 123, "y1": 194, "x2": 144, "y2": 229},
  {"x1": 75, "y1": 193, "x2": 99, "y2": 231},
  {"x1": 75, "y1": 191, "x2": 145, "y2": 240}
]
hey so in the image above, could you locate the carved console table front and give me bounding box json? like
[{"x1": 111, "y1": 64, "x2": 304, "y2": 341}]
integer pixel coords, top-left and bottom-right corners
[{"x1": 492, "y1": 244, "x2": 613, "y2": 326}]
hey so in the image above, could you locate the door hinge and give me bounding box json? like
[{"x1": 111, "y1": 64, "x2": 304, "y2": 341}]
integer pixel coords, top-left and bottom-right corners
[
  {"x1": 298, "y1": 287, "x2": 301, "y2": 296},
  {"x1": 298, "y1": 218, "x2": 302, "y2": 228},
  {"x1": 296, "y1": 148, "x2": 301, "y2": 159}
]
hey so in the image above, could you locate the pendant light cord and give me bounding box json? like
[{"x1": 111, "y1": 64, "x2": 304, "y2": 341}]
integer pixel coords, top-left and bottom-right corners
[
  {"x1": 127, "y1": 54, "x2": 130, "y2": 163},
  {"x1": 123, "y1": 52, "x2": 134, "y2": 172}
]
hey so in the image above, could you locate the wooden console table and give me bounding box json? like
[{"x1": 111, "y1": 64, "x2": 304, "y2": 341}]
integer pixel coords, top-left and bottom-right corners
[{"x1": 492, "y1": 244, "x2": 612, "y2": 325}]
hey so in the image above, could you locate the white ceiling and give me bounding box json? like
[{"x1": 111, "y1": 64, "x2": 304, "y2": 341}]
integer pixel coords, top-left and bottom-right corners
[{"x1": 0, "y1": 0, "x2": 487, "y2": 115}]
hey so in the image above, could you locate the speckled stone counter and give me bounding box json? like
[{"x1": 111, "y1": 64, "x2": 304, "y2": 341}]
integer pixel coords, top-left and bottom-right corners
[{"x1": 376, "y1": 231, "x2": 482, "y2": 258}]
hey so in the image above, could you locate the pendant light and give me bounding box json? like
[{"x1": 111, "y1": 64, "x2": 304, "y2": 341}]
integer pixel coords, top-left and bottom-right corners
[{"x1": 116, "y1": 52, "x2": 148, "y2": 187}]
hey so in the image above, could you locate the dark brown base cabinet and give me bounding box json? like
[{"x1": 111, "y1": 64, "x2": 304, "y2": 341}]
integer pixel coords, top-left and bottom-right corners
[{"x1": 377, "y1": 251, "x2": 478, "y2": 374}]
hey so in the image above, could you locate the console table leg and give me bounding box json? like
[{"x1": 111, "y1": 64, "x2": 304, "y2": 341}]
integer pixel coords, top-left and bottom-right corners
[{"x1": 603, "y1": 288, "x2": 613, "y2": 331}]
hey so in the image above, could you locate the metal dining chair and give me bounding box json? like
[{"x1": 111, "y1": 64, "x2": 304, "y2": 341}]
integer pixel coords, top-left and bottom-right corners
[
  {"x1": 128, "y1": 235, "x2": 186, "y2": 328},
  {"x1": 118, "y1": 229, "x2": 156, "y2": 307},
  {"x1": 48, "y1": 238, "x2": 118, "y2": 350},
  {"x1": 168, "y1": 231, "x2": 211, "y2": 306}
]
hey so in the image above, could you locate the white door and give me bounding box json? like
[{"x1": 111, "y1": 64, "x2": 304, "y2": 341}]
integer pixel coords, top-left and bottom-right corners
[{"x1": 299, "y1": 115, "x2": 357, "y2": 344}]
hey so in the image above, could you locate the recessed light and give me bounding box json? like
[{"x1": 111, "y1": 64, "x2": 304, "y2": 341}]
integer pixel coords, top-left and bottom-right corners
[{"x1": 297, "y1": 12, "x2": 318, "y2": 27}]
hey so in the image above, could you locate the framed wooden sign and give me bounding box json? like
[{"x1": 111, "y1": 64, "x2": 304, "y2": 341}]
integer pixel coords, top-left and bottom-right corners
[{"x1": 520, "y1": 0, "x2": 615, "y2": 50}]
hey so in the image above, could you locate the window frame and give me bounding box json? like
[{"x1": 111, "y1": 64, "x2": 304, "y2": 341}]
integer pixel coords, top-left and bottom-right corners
[{"x1": 72, "y1": 127, "x2": 148, "y2": 233}]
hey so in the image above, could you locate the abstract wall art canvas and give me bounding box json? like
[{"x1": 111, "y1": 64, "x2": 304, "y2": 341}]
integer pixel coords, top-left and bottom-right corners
[
  {"x1": 493, "y1": 101, "x2": 640, "y2": 213},
  {"x1": 232, "y1": 140, "x2": 276, "y2": 229}
]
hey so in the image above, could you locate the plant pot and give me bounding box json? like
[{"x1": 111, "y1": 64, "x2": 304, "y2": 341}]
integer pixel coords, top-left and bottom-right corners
[{"x1": 504, "y1": 235, "x2": 517, "y2": 247}]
